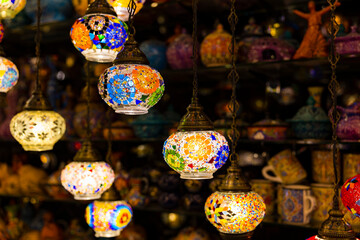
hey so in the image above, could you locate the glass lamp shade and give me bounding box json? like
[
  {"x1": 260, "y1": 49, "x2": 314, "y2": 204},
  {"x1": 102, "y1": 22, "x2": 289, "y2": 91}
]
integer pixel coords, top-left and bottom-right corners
[
  {"x1": 85, "y1": 200, "x2": 133, "y2": 237},
  {"x1": 0, "y1": 57, "x2": 19, "y2": 93},
  {"x1": 107, "y1": 0, "x2": 145, "y2": 21},
  {"x1": 98, "y1": 64, "x2": 165, "y2": 115},
  {"x1": 163, "y1": 131, "x2": 229, "y2": 179},
  {"x1": 70, "y1": 14, "x2": 128, "y2": 63},
  {"x1": 204, "y1": 191, "x2": 266, "y2": 234},
  {"x1": 61, "y1": 161, "x2": 115, "y2": 200},
  {"x1": 0, "y1": 0, "x2": 26, "y2": 19},
  {"x1": 306, "y1": 236, "x2": 358, "y2": 240},
  {"x1": 341, "y1": 174, "x2": 360, "y2": 217},
  {"x1": 10, "y1": 110, "x2": 66, "y2": 151}
]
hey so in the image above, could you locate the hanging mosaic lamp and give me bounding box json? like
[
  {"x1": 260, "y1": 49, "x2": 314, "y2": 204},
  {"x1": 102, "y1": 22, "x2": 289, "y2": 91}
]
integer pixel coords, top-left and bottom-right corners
[
  {"x1": 0, "y1": 0, "x2": 26, "y2": 19},
  {"x1": 98, "y1": 35, "x2": 164, "y2": 115},
  {"x1": 85, "y1": 186, "x2": 133, "y2": 237},
  {"x1": 61, "y1": 140, "x2": 115, "y2": 200},
  {"x1": 70, "y1": 0, "x2": 128, "y2": 63},
  {"x1": 307, "y1": 1, "x2": 357, "y2": 240},
  {"x1": 163, "y1": 107, "x2": 229, "y2": 179},
  {"x1": 162, "y1": 0, "x2": 227, "y2": 179},
  {"x1": 9, "y1": 0, "x2": 65, "y2": 151},
  {"x1": 107, "y1": 0, "x2": 145, "y2": 21},
  {"x1": 0, "y1": 52, "x2": 19, "y2": 107}
]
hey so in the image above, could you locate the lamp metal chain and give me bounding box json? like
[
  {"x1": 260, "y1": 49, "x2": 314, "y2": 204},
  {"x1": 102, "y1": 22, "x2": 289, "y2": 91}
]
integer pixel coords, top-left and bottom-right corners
[
  {"x1": 86, "y1": 62, "x2": 91, "y2": 140},
  {"x1": 327, "y1": 0, "x2": 341, "y2": 210},
  {"x1": 35, "y1": 0, "x2": 42, "y2": 92},
  {"x1": 127, "y1": 0, "x2": 137, "y2": 35},
  {"x1": 191, "y1": 0, "x2": 199, "y2": 102},
  {"x1": 228, "y1": 0, "x2": 239, "y2": 165},
  {"x1": 105, "y1": 108, "x2": 113, "y2": 164}
]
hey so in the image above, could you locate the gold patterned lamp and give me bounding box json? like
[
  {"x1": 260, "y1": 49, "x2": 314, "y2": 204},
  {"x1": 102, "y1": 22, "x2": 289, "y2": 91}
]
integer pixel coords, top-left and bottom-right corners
[
  {"x1": 10, "y1": 0, "x2": 65, "y2": 151},
  {"x1": 204, "y1": 0, "x2": 265, "y2": 238}
]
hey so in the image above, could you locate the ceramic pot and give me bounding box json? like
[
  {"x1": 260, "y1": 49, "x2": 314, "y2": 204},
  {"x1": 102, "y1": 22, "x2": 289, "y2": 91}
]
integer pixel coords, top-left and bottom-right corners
[
  {"x1": 158, "y1": 171, "x2": 180, "y2": 191},
  {"x1": 126, "y1": 177, "x2": 149, "y2": 207},
  {"x1": 103, "y1": 121, "x2": 135, "y2": 140},
  {"x1": 343, "y1": 153, "x2": 360, "y2": 182},
  {"x1": 335, "y1": 26, "x2": 360, "y2": 56},
  {"x1": 183, "y1": 194, "x2": 203, "y2": 210},
  {"x1": 139, "y1": 39, "x2": 167, "y2": 70},
  {"x1": 250, "y1": 179, "x2": 276, "y2": 217},
  {"x1": 247, "y1": 37, "x2": 295, "y2": 63},
  {"x1": 200, "y1": 24, "x2": 232, "y2": 67},
  {"x1": 247, "y1": 118, "x2": 288, "y2": 140},
  {"x1": 166, "y1": 30, "x2": 193, "y2": 69},
  {"x1": 336, "y1": 102, "x2": 360, "y2": 140},
  {"x1": 289, "y1": 87, "x2": 331, "y2": 139},
  {"x1": 310, "y1": 183, "x2": 334, "y2": 222},
  {"x1": 311, "y1": 150, "x2": 340, "y2": 183},
  {"x1": 158, "y1": 192, "x2": 179, "y2": 209},
  {"x1": 131, "y1": 109, "x2": 170, "y2": 138}
]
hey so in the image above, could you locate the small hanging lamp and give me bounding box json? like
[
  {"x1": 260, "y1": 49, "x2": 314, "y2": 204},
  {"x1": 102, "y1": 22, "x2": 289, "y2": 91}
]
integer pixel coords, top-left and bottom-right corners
[
  {"x1": 0, "y1": 0, "x2": 26, "y2": 19},
  {"x1": 0, "y1": 47, "x2": 19, "y2": 107},
  {"x1": 204, "y1": 0, "x2": 265, "y2": 238},
  {"x1": 98, "y1": 0, "x2": 164, "y2": 115},
  {"x1": 61, "y1": 63, "x2": 115, "y2": 200},
  {"x1": 84, "y1": 109, "x2": 132, "y2": 237},
  {"x1": 9, "y1": 0, "x2": 65, "y2": 151},
  {"x1": 308, "y1": 1, "x2": 357, "y2": 240},
  {"x1": 162, "y1": 0, "x2": 228, "y2": 179},
  {"x1": 70, "y1": 0, "x2": 128, "y2": 63},
  {"x1": 85, "y1": 187, "x2": 133, "y2": 237}
]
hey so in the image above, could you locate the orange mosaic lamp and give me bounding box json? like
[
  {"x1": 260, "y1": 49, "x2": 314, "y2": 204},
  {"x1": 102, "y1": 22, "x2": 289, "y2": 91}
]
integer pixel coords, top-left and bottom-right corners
[{"x1": 108, "y1": 0, "x2": 145, "y2": 21}]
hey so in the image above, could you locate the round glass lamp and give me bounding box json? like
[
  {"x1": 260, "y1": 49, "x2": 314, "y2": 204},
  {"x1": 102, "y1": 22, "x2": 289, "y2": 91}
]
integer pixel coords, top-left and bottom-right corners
[
  {"x1": 10, "y1": 109, "x2": 66, "y2": 151},
  {"x1": 107, "y1": 0, "x2": 145, "y2": 21},
  {"x1": 70, "y1": 0, "x2": 128, "y2": 63},
  {"x1": 204, "y1": 191, "x2": 266, "y2": 235},
  {"x1": 163, "y1": 130, "x2": 229, "y2": 179},
  {"x1": 341, "y1": 174, "x2": 360, "y2": 217},
  {"x1": 99, "y1": 34, "x2": 164, "y2": 115},
  {"x1": 85, "y1": 188, "x2": 133, "y2": 237},
  {"x1": 0, "y1": 22, "x2": 4, "y2": 43},
  {"x1": 0, "y1": 0, "x2": 26, "y2": 19},
  {"x1": 0, "y1": 56, "x2": 19, "y2": 94},
  {"x1": 163, "y1": 100, "x2": 229, "y2": 179},
  {"x1": 61, "y1": 141, "x2": 115, "y2": 200}
]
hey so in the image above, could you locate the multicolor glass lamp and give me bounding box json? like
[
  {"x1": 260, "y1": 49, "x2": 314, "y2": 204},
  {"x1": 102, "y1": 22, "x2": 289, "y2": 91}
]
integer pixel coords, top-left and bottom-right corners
[
  {"x1": 98, "y1": 0, "x2": 164, "y2": 115},
  {"x1": 307, "y1": 1, "x2": 357, "y2": 240},
  {"x1": 0, "y1": 49, "x2": 19, "y2": 107},
  {"x1": 162, "y1": 0, "x2": 228, "y2": 179},
  {"x1": 9, "y1": 0, "x2": 65, "y2": 151},
  {"x1": 204, "y1": 0, "x2": 265, "y2": 238},
  {"x1": 107, "y1": 0, "x2": 145, "y2": 21},
  {"x1": 85, "y1": 186, "x2": 133, "y2": 237},
  {"x1": 61, "y1": 140, "x2": 115, "y2": 200},
  {"x1": 0, "y1": 0, "x2": 26, "y2": 19},
  {"x1": 70, "y1": 0, "x2": 128, "y2": 63}
]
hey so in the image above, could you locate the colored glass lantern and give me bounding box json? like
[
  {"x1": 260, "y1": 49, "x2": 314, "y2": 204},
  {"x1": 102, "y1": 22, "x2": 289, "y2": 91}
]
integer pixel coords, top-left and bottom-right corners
[
  {"x1": 139, "y1": 39, "x2": 167, "y2": 70},
  {"x1": 341, "y1": 174, "x2": 360, "y2": 217},
  {"x1": 107, "y1": 0, "x2": 145, "y2": 21},
  {"x1": 0, "y1": 0, "x2": 26, "y2": 19},
  {"x1": 0, "y1": 57, "x2": 19, "y2": 93},
  {"x1": 204, "y1": 191, "x2": 266, "y2": 234},
  {"x1": 70, "y1": 0, "x2": 128, "y2": 63},
  {"x1": 85, "y1": 200, "x2": 133, "y2": 237},
  {"x1": 61, "y1": 141, "x2": 115, "y2": 200},
  {"x1": 10, "y1": 110, "x2": 66, "y2": 151},
  {"x1": 166, "y1": 31, "x2": 193, "y2": 70},
  {"x1": 99, "y1": 64, "x2": 164, "y2": 115},
  {"x1": 163, "y1": 131, "x2": 229, "y2": 179}
]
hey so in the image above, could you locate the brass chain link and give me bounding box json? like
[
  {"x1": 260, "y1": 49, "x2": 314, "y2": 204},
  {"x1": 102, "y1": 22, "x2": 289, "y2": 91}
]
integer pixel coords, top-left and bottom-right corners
[
  {"x1": 127, "y1": 0, "x2": 137, "y2": 34},
  {"x1": 192, "y1": 0, "x2": 199, "y2": 101},
  {"x1": 35, "y1": 0, "x2": 42, "y2": 92},
  {"x1": 228, "y1": 0, "x2": 240, "y2": 164},
  {"x1": 327, "y1": 0, "x2": 341, "y2": 209}
]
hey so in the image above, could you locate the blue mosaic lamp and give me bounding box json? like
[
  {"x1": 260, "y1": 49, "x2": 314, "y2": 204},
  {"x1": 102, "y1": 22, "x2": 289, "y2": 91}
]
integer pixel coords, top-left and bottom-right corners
[
  {"x1": 70, "y1": 0, "x2": 128, "y2": 63},
  {"x1": 0, "y1": 47, "x2": 19, "y2": 106}
]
